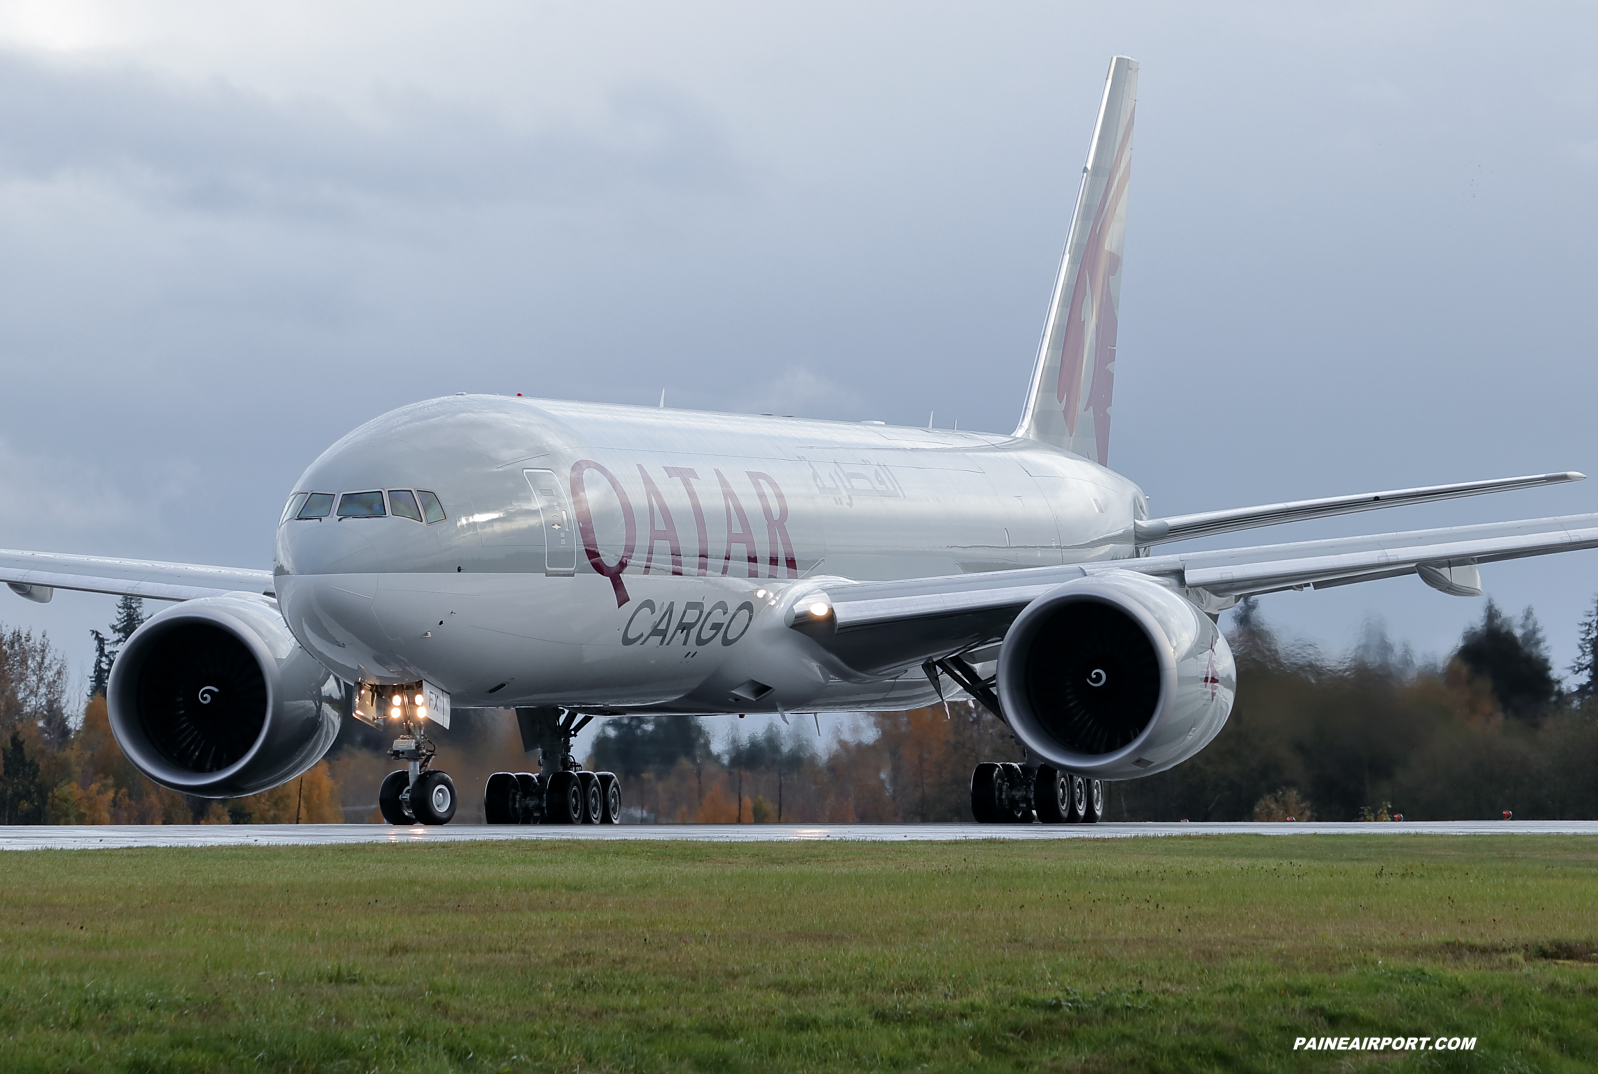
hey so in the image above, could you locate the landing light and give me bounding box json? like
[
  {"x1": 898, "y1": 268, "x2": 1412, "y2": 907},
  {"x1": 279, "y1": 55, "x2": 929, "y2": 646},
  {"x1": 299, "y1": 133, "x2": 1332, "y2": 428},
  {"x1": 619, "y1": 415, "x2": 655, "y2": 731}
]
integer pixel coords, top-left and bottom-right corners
[
  {"x1": 414, "y1": 693, "x2": 424, "y2": 705},
  {"x1": 417, "y1": 706, "x2": 427, "y2": 719},
  {"x1": 808, "y1": 601, "x2": 830, "y2": 618}
]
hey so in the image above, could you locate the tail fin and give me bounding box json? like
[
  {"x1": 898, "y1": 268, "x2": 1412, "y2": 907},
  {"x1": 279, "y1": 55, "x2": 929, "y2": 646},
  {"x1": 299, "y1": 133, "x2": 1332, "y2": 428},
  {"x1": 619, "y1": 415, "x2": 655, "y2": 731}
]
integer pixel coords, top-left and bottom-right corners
[{"x1": 1014, "y1": 56, "x2": 1138, "y2": 465}]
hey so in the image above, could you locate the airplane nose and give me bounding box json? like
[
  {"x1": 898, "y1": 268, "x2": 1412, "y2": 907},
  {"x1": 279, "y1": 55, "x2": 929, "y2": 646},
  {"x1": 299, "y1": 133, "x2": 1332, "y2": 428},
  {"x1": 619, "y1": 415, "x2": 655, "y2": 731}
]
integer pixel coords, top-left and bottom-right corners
[
  {"x1": 274, "y1": 570, "x2": 383, "y2": 684},
  {"x1": 277, "y1": 516, "x2": 379, "y2": 577}
]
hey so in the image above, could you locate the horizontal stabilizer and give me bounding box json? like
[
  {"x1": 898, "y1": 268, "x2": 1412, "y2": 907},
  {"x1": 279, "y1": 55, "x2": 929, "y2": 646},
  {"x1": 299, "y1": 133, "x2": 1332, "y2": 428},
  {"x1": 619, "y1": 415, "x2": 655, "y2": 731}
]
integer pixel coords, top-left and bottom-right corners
[{"x1": 1133, "y1": 472, "x2": 1584, "y2": 547}]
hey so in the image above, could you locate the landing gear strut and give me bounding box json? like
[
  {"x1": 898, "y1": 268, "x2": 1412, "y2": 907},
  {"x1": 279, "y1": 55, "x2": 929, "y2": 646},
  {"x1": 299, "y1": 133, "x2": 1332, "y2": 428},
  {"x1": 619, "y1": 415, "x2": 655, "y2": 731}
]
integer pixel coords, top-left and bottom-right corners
[
  {"x1": 484, "y1": 708, "x2": 622, "y2": 825},
  {"x1": 375, "y1": 688, "x2": 456, "y2": 825}
]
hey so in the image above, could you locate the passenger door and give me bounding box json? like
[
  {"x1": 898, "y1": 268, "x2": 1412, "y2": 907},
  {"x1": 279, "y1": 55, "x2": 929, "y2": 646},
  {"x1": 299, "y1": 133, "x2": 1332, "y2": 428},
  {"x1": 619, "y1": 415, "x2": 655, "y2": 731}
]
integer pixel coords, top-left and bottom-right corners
[{"x1": 523, "y1": 469, "x2": 577, "y2": 576}]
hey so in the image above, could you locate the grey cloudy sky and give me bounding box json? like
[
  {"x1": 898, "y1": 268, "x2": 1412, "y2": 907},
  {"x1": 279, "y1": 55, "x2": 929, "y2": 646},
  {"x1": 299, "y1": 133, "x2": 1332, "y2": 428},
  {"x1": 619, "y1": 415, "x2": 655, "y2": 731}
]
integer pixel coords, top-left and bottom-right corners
[{"x1": 2, "y1": 1, "x2": 1597, "y2": 693}]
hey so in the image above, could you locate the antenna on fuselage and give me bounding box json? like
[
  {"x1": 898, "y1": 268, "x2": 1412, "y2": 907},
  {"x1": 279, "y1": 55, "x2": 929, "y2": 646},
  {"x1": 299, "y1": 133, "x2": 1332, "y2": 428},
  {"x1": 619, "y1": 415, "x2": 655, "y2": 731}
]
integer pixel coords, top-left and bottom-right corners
[{"x1": 659, "y1": 389, "x2": 666, "y2": 409}]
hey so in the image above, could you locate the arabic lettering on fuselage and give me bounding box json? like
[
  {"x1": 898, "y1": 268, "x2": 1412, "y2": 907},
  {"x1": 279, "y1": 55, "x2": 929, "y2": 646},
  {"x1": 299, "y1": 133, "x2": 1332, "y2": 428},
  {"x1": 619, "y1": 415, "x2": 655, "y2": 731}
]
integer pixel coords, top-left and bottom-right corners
[{"x1": 569, "y1": 461, "x2": 798, "y2": 606}]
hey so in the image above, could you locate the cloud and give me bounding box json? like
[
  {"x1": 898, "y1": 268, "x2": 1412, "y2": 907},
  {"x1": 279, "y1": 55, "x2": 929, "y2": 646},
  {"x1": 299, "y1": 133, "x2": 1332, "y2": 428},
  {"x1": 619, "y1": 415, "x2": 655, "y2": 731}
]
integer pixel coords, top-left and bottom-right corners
[
  {"x1": 733, "y1": 366, "x2": 865, "y2": 419},
  {"x1": 0, "y1": 50, "x2": 748, "y2": 218},
  {"x1": 0, "y1": 436, "x2": 194, "y2": 549}
]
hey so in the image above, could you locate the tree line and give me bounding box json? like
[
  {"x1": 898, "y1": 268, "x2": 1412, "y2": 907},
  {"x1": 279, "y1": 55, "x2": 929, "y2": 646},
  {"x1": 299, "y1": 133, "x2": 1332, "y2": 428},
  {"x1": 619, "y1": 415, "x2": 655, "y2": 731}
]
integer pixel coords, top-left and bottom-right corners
[{"x1": 3, "y1": 594, "x2": 1596, "y2": 824}]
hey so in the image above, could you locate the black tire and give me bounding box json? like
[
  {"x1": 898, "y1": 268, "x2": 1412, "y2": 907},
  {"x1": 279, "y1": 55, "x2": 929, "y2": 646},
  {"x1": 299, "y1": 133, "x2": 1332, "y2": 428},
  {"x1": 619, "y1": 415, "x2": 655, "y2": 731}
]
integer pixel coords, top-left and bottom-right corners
[
  {"x1": 411, "y1": 770, "x2": 457, "y2": 825},
  {"x1": 598, "y1": 772, "x2": 621, "y2": 824},
  {"x1": 577, "y1": 771, "x2": 602, "y2": 824},
  {"x1": 1000, "y1": 763, "x2": 1032, "y2": 823},
  {"x1": 514, "y1": 772, "x2": 542, "y2": 824},
  {"x1": 971, "y1": 762, "x2": 1003, "y2": 823},
  {"x1": 378, "y1": 770, "x2": 412, "y2": 825},
  {"x1": 484, "y1": 772, "x2": 517, "y2": 824},
  {"x1": 1034, "y1": 766, "x2": 1068, "y2": 824},
  {"x1": 1066, "y1": 774, "x2": 1087, "y2": 823},
  {"x1": 546, "y1": 770, "x2": 584, "y2": 824},
  {"x1": 1086, "y1": 779, "x2": 1104, "y2": 823}
]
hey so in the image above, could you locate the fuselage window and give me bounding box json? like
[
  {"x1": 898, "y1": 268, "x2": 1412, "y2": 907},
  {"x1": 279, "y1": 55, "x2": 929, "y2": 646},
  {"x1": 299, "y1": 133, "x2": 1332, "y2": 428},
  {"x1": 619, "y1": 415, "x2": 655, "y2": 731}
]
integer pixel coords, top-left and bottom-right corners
[
  {"x1": 389, "y1": 489, "x2": 424, "y2": 523},
  {"x1": 337, "y1": 491, "x2": 387, "y2": 518},
  {"x1": 281, "y1": 493, "x2": 309, "y2": 525},
  {"x1": 417, "y1": 490, "x2": 447, "y2": 524},
  {"x1": 297, "y1": 493, "x2": 335, "y2": 520}
]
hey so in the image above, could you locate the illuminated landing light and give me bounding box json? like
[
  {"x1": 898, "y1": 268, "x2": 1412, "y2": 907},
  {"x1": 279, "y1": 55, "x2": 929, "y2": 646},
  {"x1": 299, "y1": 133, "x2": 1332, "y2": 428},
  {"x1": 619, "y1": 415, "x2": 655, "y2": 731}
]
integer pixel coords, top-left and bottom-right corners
[
  {"x1": 414, "y1": 693, "x2": 424, "y2": 705},
  {"x1": 755, "y1": 589, "x2": 768, "y2": 599},
  {"x1": 416, "y1": 706, "x2": 428, "y2": 720},
  {"x1": 808, "y1": 601, "x2": 831, "y2": 618}
]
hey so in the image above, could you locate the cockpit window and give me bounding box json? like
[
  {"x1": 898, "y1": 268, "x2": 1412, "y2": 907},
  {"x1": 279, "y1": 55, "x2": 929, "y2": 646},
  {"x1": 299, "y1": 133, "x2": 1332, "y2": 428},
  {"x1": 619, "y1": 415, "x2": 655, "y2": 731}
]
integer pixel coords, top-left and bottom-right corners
[
  {"x1": 416, "y1": 490, "x2": 447, "y2": 524},
  {"x1": 297, "y1": 493, "x2": 335, "y2": 519},
  {"x1": 281, "y1": 493, "x2": 309, "y2": 525},
  {"x1": 337, "y1": 491, "x2": 387, "y2": 518},
  {"x1": 388, "y1": 489, "x2": 423, "y2": 523}
]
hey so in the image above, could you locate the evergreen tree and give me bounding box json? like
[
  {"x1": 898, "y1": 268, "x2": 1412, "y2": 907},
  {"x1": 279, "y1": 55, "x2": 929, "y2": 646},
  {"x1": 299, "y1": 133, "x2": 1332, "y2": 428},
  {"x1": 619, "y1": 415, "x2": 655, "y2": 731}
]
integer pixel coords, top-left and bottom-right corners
[
  {"x1": 87, "y1": 597, "x2": 146, "y2": 699},
  {"x1": 88, "y1": 630, "x2": 112, "y2": 699},
  {"x1": 0, "y1": 730, "x2": 46, "y2": 824},
  {"x1": 1456, "y1": 600, "x2": 1558, "y2": 721},
  {"x1": 111, "y1": 596, "x2": 146, "y2": 647},
  {"x1": 1570, "y1": 594, "x2": 1598, "y2": 703},
  {"x1": 591, "y1": 716, "x2": 711, "y2": 779}
]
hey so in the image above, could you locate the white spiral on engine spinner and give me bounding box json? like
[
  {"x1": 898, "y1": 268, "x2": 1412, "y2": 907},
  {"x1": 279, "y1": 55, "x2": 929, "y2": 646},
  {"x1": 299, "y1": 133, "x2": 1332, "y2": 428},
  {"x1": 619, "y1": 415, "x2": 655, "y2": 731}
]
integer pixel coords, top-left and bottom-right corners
[
  {"x1": 1086, "y1": 669, "x2": 1107, "y2": 687},
  {"x1": 197, "y1": 685, "x2": 219, "y2": 705}
]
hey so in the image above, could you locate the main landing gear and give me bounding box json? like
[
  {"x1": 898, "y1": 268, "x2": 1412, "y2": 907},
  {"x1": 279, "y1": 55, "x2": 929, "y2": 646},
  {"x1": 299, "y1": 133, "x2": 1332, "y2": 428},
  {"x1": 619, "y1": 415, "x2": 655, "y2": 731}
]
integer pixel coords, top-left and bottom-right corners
[
  {"x1": 483, "y1": 707, "x2": 621, "y2": 825},
  {"x1": 921, "y1": 656, "x2": 1107, "y2": 826},
  {"x1": 971, "y1": 762, "x2": 1104, "y2": 825}
]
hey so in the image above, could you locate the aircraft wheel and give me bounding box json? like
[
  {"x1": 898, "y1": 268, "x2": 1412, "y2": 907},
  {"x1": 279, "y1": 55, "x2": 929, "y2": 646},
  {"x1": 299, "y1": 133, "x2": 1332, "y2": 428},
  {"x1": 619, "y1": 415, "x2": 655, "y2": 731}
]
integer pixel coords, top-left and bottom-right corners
[
  {"x1": 577, "y1": 771, "x2": 602, "y2": 824},
  {"x1": 484, "y1": 772, "x2": 517, "y2": 824},
  {"x1": 970, "y1": 762, "x2": 1004, "y2": 823},
  {"x1": 514, "y1": 772, "x2": 542, "y2": 824},
  {"x1": 1034, "y1": 766, "x2": 1068, "y2": 824},
  {"x1": 378, "y1": 769, "x2": 413, "y2": 825},
  {"x1": 1000, "y1": 763, "x2": 1033, "y2": 823},
  {"x1": 1086, "y1": 779, "x2": 1104, "y2": 824},
  {"x1": 598, "y1": 772, "x2": 621, "y2": 824},
  {"x1": 1065, "y1": 774, "x2": 1087, "y2": 823},
  {"x1": 546, "y1": 770, "x2": 584, "y2": 824},
  {"x1": 411, "y1": 771, "x2": 457, "y2": 825}
]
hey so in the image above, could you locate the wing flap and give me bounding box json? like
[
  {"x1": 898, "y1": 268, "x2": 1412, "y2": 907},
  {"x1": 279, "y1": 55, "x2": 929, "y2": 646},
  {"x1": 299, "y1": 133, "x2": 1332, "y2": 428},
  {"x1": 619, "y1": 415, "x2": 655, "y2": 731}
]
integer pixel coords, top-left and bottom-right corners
[{"x1": 1178, "y1": 518, "x2": 1598, "y2": 597}]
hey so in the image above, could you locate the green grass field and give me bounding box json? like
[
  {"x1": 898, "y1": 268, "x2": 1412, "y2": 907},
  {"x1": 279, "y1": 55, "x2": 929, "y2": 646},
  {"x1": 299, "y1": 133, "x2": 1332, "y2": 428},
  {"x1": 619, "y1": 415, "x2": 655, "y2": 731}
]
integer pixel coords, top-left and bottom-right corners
[{"x1": 1, "y1": 835, "x2": 1595, "y2": 1073}]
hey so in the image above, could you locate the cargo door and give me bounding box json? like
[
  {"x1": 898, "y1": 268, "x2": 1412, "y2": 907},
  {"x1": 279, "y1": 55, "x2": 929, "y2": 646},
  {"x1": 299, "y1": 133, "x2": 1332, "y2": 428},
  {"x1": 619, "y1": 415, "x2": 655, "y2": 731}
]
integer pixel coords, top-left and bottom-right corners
[{"x1": 524, "y1": 469, "x2": 577, "y2": 576}]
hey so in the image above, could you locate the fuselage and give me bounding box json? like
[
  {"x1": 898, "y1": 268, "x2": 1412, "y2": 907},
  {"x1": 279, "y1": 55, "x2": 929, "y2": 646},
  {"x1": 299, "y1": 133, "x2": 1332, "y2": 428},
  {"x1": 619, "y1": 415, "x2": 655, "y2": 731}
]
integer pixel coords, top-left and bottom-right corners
[{"x1": 273, "y1": 395, "x2": 1146, "y2": 713}]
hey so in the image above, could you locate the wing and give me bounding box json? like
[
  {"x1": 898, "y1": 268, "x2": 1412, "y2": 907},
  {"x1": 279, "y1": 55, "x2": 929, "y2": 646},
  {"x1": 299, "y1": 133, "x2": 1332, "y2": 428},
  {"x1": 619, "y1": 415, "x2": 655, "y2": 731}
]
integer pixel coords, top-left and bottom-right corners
[
  {"x1": 0, "y1": 548, "x2": 273, "y2": 603},
  {"x1": 1133, "y1": 471, "x2": 1582, "y2": 546},
  {"x1": 787, "y1": 512, "x2": 1598, "y2": 678}
]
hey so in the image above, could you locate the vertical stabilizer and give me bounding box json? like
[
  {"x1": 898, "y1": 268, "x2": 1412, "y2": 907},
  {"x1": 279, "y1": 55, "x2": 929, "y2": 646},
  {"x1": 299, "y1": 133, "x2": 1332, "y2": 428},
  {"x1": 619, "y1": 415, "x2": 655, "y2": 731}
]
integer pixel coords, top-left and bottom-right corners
[{"x1": 1014, "y1": 56, "x2": 1137, "y2": 465}]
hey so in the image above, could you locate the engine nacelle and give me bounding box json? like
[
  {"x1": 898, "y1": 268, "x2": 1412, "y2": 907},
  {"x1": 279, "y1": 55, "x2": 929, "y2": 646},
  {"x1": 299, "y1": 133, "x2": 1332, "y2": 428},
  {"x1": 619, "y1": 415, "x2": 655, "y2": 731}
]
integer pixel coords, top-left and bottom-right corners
[
  {"x1": 107, "y1": 594, "x2": 342, "y2": 798},
  {"x1": 996, "y1": 570, "x2": 1235, "y2": 780}
]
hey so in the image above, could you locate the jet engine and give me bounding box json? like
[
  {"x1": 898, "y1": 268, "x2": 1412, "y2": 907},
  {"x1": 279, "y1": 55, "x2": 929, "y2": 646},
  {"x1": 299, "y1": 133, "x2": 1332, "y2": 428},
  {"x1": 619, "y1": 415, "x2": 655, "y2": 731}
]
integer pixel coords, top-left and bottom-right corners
[
  {"x1": 107, "y1": 594, "x2": 342, "y2": 798},
  {"x1": 996, "y1": 571, "x2": 1235, "y2": 780}
]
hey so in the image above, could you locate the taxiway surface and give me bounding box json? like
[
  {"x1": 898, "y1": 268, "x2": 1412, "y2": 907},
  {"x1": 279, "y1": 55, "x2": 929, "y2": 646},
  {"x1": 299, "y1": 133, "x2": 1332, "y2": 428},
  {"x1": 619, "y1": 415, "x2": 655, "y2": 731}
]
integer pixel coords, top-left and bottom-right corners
[{"x1": 3, "y1": 820, "x2": 1596, "y2": 850}]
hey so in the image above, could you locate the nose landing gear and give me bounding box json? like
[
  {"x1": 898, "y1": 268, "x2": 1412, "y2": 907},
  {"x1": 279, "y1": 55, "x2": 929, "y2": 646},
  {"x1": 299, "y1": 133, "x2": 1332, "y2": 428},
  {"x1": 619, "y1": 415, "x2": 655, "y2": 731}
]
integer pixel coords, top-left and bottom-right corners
[
  {"x1": 368, "y1": 681, "x2": 460, "y2": 826},
  {"x1": 377, "y1": 728, "x2": 460, "y2": 825}
]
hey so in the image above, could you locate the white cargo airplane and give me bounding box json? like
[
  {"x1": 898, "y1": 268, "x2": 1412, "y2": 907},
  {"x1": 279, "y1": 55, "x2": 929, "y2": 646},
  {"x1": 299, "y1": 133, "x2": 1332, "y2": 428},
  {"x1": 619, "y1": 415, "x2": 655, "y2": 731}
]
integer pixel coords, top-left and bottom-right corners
[{"x1": 4, "y1": 57, "x2": 1595, "y2": 827}]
